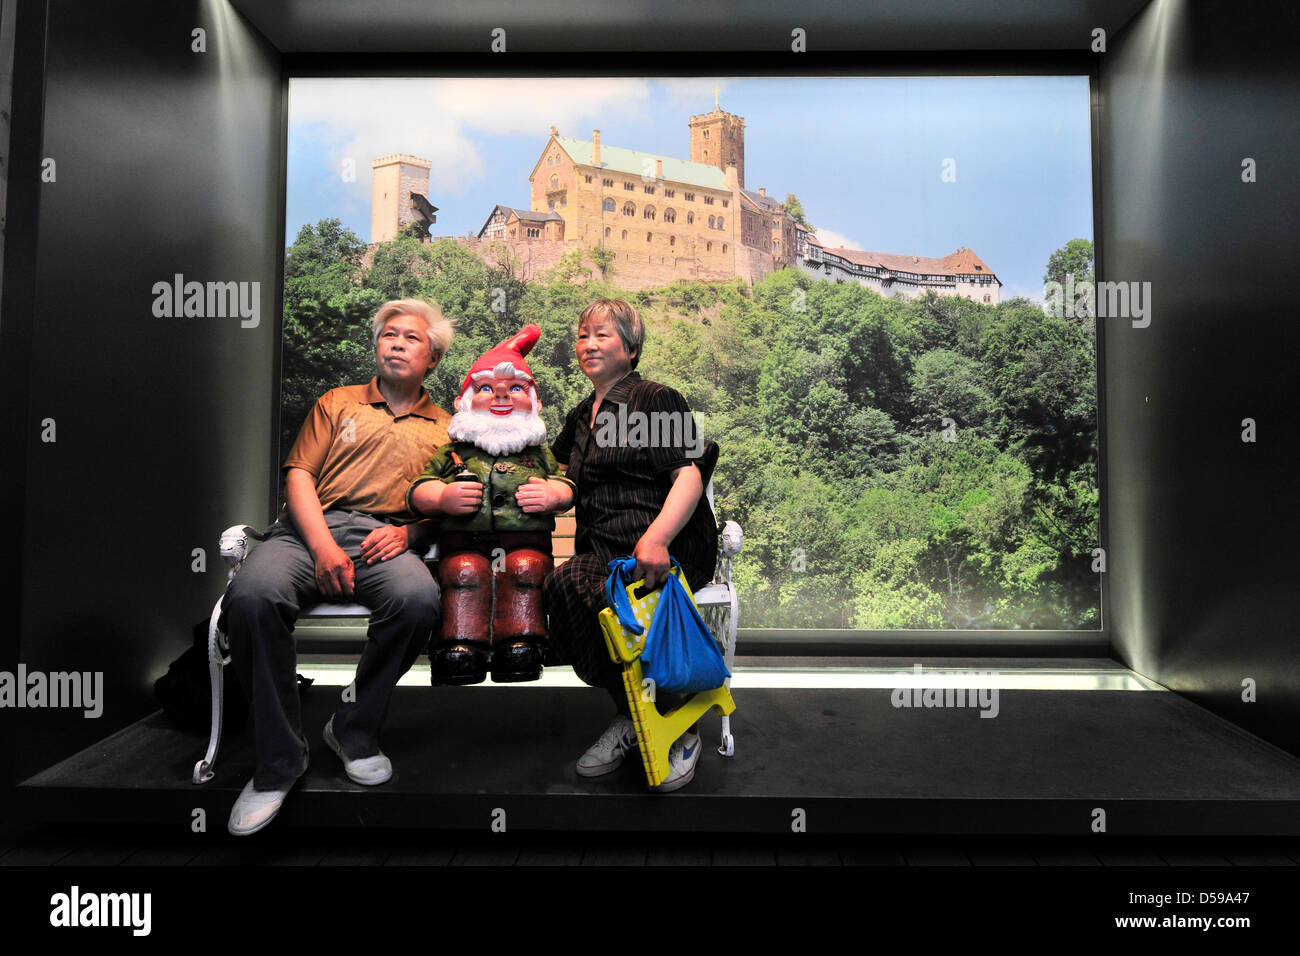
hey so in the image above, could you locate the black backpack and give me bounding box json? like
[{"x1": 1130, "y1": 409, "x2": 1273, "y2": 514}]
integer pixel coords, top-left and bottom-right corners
[{"x1": 154, "y1": 618, "x2": 246, "y2": 734}]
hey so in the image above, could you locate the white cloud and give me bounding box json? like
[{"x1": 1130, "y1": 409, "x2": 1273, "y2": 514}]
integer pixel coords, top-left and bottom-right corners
[
  {"x1": 809, "y1": 227, "x2": 864, "y2": 251},
  {"x1": 289, "y1": 77, "x2": 655, "y2": 200}
]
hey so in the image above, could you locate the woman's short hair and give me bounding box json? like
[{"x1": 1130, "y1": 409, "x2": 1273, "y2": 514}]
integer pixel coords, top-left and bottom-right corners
[
  {"x1": 577, "y1": 298, "x2": 644, "y2": 370},
  {"x1": 372, "y1": 298, "x2": 456, "y2": 358}
]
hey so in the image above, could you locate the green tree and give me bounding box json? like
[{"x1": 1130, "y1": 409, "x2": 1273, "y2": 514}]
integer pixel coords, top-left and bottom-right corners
[
  {"x1": 589, "y1": 245, "x2": 615, "y2": 279},
  {"x1": 783, "y1": 193, "x2": 814, "y2": 233},
  {"x1": 1043, "y1": 238, "x2": 1094, "y2": 288},
  {"x1": 908, "y1": 349, "x2": 994, "y2": 437},
  {"x1": 280, "y1": 219, "x2": 378, "y2": 454}
]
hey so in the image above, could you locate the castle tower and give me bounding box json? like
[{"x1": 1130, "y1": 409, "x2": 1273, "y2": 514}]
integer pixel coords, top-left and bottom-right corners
[
  {"x1": 370, "y1": 154, "x2": 433, "y2": 242},
  {"x1": 689, "y1": 105, "x2": 746, "y2": 189}
]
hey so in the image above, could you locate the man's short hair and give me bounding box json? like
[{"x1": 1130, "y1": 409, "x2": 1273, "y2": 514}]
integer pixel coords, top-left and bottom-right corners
[
  {"x1": 372, "y1": 299, "x2": 455, "y2": 357},
  {"x1": 577, "y1": 298, "x2": 644, "y2": 370}
]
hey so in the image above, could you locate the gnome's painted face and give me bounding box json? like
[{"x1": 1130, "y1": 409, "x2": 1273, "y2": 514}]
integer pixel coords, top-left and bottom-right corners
[
  {"x1": 469, "y1": 369, "x2": 535, "y2": 417},
  {"x1": 448, "y1": 361, "x2": 548, "y2": 456}
]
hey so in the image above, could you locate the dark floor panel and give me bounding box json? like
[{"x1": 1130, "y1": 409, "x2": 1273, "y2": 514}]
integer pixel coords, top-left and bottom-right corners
[
  {"x1": 905, "y1": 848, "x2": 972, "y2": 865},
  {"x1": 122, "y1": 844, "x2": 204, "y2": 867},
  {"x1": 15, "y1": 683, "x2": 1300, "y2": 835},
  {"x1": 581, "y1": 843, "x2": 648, "y2": 865},
  {"x1": 515, "y1": 844, "x2": 583, "y2": 866},
  {"x1": 1096, "y1": 851, "x2": 1167, "y2": 866},
  {"x1": 647, "y1": 843, "x2": 711, "y2": 866}
]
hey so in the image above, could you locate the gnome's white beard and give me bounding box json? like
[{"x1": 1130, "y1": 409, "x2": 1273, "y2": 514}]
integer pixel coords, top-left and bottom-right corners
[{"x1": 447, "y1": 405, "x2": 548, "y2": 456}]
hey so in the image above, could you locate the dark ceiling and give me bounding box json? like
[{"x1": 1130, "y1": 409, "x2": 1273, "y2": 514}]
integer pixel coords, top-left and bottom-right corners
[{"x1": 226, "y1": 0, "x2": 1154, "y2": 53}]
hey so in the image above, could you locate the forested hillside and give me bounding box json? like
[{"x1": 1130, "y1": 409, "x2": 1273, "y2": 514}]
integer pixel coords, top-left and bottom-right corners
[{"x1": 282, "y1": 220, "x2": 1099, "y2": 629}]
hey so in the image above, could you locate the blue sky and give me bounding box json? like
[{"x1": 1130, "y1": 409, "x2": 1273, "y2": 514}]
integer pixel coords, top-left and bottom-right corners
[{"x1": 287, "y1": 75, "x2": 1093, "y2": 301}]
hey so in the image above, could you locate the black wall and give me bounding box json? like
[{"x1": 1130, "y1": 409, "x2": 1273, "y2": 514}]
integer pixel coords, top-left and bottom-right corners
[
  {"x1": 1101, "y1": 0, "x2": 1300, "y2": 752},
  {"x1": 2, "y1": 0, "x2": 282, "y2": 780}
]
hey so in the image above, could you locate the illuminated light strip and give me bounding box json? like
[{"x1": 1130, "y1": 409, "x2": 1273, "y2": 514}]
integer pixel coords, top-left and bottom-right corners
[{"x1": 295, "y1": 662, "x2": 1163, "y2": 692}]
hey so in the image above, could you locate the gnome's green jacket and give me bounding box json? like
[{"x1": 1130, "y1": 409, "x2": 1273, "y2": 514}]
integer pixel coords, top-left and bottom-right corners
[{"x1": 408, "y1": 441, "x2": 575, "y2": 533}]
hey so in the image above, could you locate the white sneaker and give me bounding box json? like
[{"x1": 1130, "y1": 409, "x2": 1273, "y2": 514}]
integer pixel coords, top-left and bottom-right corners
[
  {"x1": 576, "y1": 716, "x2": 638, "y2": 777},
  {"x1": 227, "y1": 779, "x2": 293, "y2": 836},
  {"x1": 654, "y1": 731, "x2": 702, "y2": 793},
  {"x1": 324, "y1": 715, "x2": 393, "y2": 786}
]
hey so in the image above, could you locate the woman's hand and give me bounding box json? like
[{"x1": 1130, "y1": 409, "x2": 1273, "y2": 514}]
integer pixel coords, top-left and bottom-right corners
[
  {"x1": 633, "y1": 464, "x2": 703, "y2": 590},
  {"x1": 633, "y1": 532, "x2": 672, "y2": 591}
]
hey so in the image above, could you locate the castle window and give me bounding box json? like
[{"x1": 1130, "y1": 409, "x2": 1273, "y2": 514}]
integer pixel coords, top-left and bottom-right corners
[
  {"x1": 717, "y1": 216, "x2": 724, "y2": 229},
  {"x1": 687, "y1": 212, "x2": 694, "y2": 225},
  {"x1": 605, "y1": 227, "x2": 611, "y2": 237},
  {"x1": 548, "y1": 201, "x2": 555, "y2": 211},
  {"x1": 550, "y1": 175, "x2": 559, "y2": 189},
  {"x1": 703, "y1": 129, "x2": 709, "y2": 139},
  {"x1": 703, "y1": 149, "x2": 709, "y2": 160},
  {"x1": 527, "y1": 228, "x2": 540, "y2": 238},
  {"x1": 647, "y1": 232, "x2": 652, "y2": 242},
  {"x1": 644, "y1": 185, "x2": 655, "y2": 194},
  {"x1": 624, "y1": 182, "x2": 634, "y2": 191},
  {"x1": 644, "y1": 206, "x2": 656, "y2": 220},
  {"x1": 603, "y1": 178, "x2": 614, "y2": 188},
  {"x1": 708, "y1": 215, "x2": 715, "y2": 229},
  {"x1": 663, "y1": 208, "x2": 676, "y2": 224},
  {"x1": 622, "y1": 230, "x2": 627, "y2": 239},
  {"x1": 584, "y1": 174, "x2": 592, "y2": 184},
  {"x1": 603, "y1": 198, "x2": 615, "y2": 212},
  {"x1": 664, "y1": 189, "x2": 675, "y2": 198},
  {"x1": 669, "y1": 236, "x2": 675, "y2": 247},
  {"x1": 722, "y1": 244, "x2": 727, "y2": 253},
  {"x1": 622, "y1": 202, "x2": 635, "y2": 216},
  {"x1": 722, "y1": 199, "x2": 728, "y2": 208},
  {"x1": 983, "y1": 295, "x2": 991, "y2": 303},
  {"x1": 704, "y1": 196, "x2": 714, "y2": 205},
  {"x1": 547, "y1": 156, "x2": 552, "y2": 166},
  {"x1": 707, "y1": 242, "x2": 712, "y2": 252},
  {"x1": 684, "y1": 192, "x2": 694, "y2": 202}
]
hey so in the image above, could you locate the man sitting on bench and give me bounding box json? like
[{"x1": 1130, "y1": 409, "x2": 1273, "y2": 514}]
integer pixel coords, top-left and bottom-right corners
[{"x1": 222, "y1": 298, "x2": 454, "y2": 836}]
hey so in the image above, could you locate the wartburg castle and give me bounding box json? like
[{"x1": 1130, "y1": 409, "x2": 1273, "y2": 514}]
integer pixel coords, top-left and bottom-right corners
[{"x1": 369, "y1": 102, "x2": 1001, "y2": 304}]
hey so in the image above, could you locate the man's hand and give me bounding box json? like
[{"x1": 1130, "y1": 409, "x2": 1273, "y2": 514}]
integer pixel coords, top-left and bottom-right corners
[
  {"x1": 633, "y1": 533, "x2": 672, "y2": 591},
  {"x1": 441, "y1": 480, "x2": 483, "y2": 516},
  {"x1": 516, "y1": 476, "x2": 573, "y2": 514},
  {"x1": 314, "y1": 541, "x2": 356, "y2": 599},
  {"x1": 358, "y1": 524, "x2": 409, "y2": 565}
]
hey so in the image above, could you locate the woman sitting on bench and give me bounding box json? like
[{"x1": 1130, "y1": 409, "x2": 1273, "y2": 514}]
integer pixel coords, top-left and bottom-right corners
[{"x1": 543, "y1": 298, "x2": 717, "y2": 793}]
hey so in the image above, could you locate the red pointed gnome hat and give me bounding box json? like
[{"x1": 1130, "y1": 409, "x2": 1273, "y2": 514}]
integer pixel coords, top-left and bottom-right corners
[{"x1": 459, "y1": 324, "x2": 542, "y2": 397}]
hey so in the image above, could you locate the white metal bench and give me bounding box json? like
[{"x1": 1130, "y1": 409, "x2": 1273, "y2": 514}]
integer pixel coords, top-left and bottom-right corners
[{"x1": 193, "y1": 495, "x2": 742, "y2": 784}]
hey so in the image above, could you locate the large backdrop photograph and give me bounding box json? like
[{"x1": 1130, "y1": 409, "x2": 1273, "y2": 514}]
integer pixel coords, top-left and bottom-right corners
[{"x1": 282, "y1": 74, "x2": 1099, "y2": 633}]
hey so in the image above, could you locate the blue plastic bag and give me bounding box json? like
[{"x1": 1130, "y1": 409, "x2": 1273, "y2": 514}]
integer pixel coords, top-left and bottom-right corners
[{"x1": 605, "y1": 557, "x2": 730, "y2": 695}]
